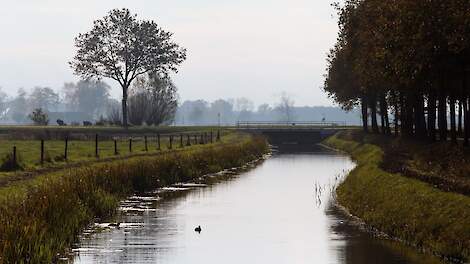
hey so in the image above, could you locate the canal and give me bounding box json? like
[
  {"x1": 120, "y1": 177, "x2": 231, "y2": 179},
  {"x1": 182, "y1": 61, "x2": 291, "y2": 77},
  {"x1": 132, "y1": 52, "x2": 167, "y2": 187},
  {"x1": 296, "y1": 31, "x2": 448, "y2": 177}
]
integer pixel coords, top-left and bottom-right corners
[{"x1": 73, "y1": 152, "x2": 444, "y2": 263}]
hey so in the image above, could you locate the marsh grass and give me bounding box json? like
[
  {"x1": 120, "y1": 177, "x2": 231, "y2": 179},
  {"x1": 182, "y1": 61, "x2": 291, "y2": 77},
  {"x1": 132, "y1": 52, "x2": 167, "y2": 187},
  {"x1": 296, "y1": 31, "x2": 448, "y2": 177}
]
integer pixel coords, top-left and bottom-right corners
[
  {"x1": 0, "y1": 134, "x2": 268, "y2": 263},
  {"x1": 325, "y1": 132, "x2": 470, "y2": 263}
]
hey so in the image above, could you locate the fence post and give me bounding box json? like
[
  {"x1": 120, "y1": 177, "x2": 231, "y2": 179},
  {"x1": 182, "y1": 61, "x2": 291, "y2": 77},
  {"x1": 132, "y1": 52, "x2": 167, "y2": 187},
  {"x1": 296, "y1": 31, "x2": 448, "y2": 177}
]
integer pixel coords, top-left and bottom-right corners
[
  {"x1": 169, "y1": 135, "x2": 173, "y2": 149},
  {"x1": 157, "y1": 134, "x2": 161, "y2": 150},
  {"x1": 64, "y1": 137, "x2": 68, "y2": 161},
  {"x1": 210, "y1": 131, "x2": 213, "y2": 143},
  {"x1": 144, "y1": 136, "x2": 148, "y2": 152},
  {"x1": 180, "y1": 134, "x2": 183, "y2": 148},
  {"x1": 95, "y1": 134, "x2": 99, "y2": 158},
  {"x1": 186, "y1": 135, "x2": 191, "y2": 146},
  {"x1": 129, "y1": 138, "x2": 132, "y2": 153},
  {"x1": 40, "y1": 139, "x2": 44, "y2": 165},
  {"x1": 216, "y1": 130, "x2": 221, "y2": 141},
  {"x1": 13, "y1": 146, "x2": 17, "y2": 165},
  {"x1": 114, "y1": 139, "x2": 118, "y2": 155}
]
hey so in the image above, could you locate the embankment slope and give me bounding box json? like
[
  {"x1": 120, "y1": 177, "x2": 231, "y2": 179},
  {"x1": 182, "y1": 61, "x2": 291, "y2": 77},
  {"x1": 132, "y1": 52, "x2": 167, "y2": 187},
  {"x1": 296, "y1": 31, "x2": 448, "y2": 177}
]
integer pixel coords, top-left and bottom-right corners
[{"x1": 324, "y1": 132, "x2": 470, "y2": 263}]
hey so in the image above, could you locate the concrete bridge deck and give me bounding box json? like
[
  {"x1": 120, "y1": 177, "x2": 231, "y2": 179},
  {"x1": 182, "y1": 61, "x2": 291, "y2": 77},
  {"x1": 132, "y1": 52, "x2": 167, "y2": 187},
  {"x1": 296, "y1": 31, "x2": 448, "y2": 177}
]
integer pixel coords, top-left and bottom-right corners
[{"x1": 236, "y1": 121, "x2": 352, "y2": 151}]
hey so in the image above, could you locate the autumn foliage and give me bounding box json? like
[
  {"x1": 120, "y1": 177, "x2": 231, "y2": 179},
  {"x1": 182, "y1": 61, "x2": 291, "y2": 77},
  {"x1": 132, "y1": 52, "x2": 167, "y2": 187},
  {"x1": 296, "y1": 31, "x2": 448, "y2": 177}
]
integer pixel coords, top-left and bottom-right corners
[{"x1": 325, "y1": 0, "x2": 470, "y2": 143}]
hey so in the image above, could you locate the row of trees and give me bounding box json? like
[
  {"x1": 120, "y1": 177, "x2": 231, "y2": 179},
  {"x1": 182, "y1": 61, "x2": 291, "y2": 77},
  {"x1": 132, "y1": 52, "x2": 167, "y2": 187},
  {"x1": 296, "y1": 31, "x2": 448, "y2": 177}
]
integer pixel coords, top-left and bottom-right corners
[{"x1": 324, "y1": 0, "x2": 470, "y2": 144}]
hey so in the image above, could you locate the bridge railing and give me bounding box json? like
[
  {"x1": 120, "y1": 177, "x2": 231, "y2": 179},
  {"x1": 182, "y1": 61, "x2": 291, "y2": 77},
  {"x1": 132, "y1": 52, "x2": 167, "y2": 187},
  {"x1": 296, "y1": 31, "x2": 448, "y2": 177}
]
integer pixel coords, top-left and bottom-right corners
[{"x1": 236, "y1": 121, "x2": 347, "y2": 129}]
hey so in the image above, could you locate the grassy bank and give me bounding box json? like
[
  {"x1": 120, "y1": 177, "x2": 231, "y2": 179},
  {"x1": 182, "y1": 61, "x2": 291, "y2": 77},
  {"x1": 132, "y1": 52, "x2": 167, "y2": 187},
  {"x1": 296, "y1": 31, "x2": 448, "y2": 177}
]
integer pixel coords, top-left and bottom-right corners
[
  {"x1": 0, "y1": 133, "x2": 268, "y2": 263},
  {"x1": 324, "y1": 131, "x2": 470, "y2": 263}
]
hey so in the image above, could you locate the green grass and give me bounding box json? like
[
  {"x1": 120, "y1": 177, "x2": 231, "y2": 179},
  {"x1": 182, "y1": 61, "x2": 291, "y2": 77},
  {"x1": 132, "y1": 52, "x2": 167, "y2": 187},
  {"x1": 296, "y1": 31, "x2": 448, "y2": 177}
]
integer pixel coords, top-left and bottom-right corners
[
  {"x1": 0, "y1": 129, "x2": 231, "y2": 184},
  {"x1": 324, "y1": 132, "x2": 470, "y2": 263},
  {"x1": 0, "y1": 132, "x2": 268, "y2": 263}
]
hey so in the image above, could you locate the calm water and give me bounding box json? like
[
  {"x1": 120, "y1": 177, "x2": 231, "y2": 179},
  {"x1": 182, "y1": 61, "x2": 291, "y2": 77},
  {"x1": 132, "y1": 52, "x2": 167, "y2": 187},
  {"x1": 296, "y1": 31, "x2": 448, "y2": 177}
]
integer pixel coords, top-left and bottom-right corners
[{"x1": 73, "y1": 153, "x2": 444, "y2": 264}]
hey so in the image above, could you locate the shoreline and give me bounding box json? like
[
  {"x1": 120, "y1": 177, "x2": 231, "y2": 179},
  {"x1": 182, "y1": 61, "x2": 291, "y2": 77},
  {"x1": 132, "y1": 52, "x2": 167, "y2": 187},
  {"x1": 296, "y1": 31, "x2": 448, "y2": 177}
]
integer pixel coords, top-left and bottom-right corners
[
  {"x1": 0, "y1": 134, "x2": 269, "y2": 263},
  {"x1": 324, "y1": 132, "x2": 470, "y2": 264}
]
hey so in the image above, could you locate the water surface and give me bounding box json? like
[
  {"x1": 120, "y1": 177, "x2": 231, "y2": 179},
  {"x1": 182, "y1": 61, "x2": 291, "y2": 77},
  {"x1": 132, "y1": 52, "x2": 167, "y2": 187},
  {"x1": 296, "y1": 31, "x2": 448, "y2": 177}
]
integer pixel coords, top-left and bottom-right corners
[{"x1": 73, "y1": 153, "x2": 444, "y2": 264}]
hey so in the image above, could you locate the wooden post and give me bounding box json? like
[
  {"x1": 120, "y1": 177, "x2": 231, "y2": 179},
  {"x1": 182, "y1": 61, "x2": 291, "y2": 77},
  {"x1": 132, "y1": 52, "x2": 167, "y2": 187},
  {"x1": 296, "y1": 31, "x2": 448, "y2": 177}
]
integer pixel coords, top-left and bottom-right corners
[
  {"x1": 64, "y1": 137, "x2": 68, "y2": 161},
  {"x1": 95, "y1": 134, "x2": 99, "y2": 158},
  {"x1": 210, "y1": 131, "x2": 213, "y2": 143},
  {"x1": 144, "y1": 136, "x2": 148, "y2": 152},
  {"x1": 129, "y1": 138, "x2": 132, "y2": 153},
  {"x1": 186, "y1": 135, "x2": 191, "y2": 146},
  {"x1": 157, "y1": 134, "x2": 161, "y2": 150},
  {"x1": 13, "y1": 146, "x2": 17, "y2": 165},
  {"x1": 194, "y1": 135, "x2": 197, "y2": 145},
  {"x1": 40, "y1": 139, "x2": 44, "y2": 165},
  {"x1": 180, "y1": 134, "x2": 183, "y2": 148},
  {"x1": 114, "y1": 139, "x2": 118, "y2": 155},
  {"x1": 217, "y1": 130, "x2": 221, "y2": 141},
  {"x1": 169, "y1": 135, "x2": 173, "y2": 149}
]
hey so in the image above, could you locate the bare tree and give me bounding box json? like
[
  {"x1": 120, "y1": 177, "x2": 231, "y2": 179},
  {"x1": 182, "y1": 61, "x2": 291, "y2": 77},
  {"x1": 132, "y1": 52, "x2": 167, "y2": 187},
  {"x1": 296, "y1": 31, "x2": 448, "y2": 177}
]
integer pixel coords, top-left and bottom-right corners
[
  {"x1": 145, "y1": 73, "x2": 178, "y2": 125},
  {"x1": 128, "y1": 82, "x2": 149, "y2": 126},
  {"x1": 70, "y1": 8, "x2": 186, "y2": 128},
  {"x1": 106, "y1": 100, "x2": 122, "y2": 126},
  {"x1": 128, "y1": 73, "x2": 178, "y2": 126},
  {"x1": 29, "y1": 87, "x2": 59, "y2": 112},
  {"x1": 10, "y1": 88, "x2": 28, "y2": 123},
  {"x1": 275, "y1": 92, "x2": 295, "y2": 122},
  {"x1": 62, "y1": 80, "x2": 111, "y2": 118}
]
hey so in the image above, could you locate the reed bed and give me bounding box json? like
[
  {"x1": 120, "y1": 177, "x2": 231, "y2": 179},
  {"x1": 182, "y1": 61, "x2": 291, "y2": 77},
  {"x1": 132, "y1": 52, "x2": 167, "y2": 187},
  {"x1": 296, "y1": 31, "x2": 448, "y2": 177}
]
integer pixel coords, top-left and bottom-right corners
[{"x1": 0, "y1": 134, "x2": 268, "y2": 263}]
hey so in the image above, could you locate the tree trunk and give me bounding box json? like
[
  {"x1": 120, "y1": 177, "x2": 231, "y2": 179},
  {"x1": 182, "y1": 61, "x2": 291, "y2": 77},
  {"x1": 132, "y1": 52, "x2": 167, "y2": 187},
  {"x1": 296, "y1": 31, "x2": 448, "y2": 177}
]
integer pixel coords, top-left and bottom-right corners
[
  {"x1": 450, "y1": 96, "x2": 457, "y2": 144},
  {"x1": 414, "y1": 93, "x2": 426, "y2": 138},
  {"x1": 438, "y1": 92, "x2": 447, "y2": 141},
  {"x1": 402, "y1": 92, "x2": 414, "y2": 137},
  {"x1": 370, "y1": 96, "x2": 379, "y2": 133},
  {"x1": 458, "y1": 101, "x2": 463, "y2": 136},
  {"x1": 400, "y1": 92, "x2": 406, "y2": 136},
  {"x1": 361, "y1": 96, "x2": 368, "y2": 132},
  {"x1": 394, "y1": 99, "x2": 399, "y2": 136},
  {"x1": 380, "y1": 109, "x2": 385, "y2": 134},
  {"x1": 464, "y1": 98, "x2": 469, "y2": 147},
  {"x1": 427, "y1": 92, "x2": 437, "y2": 142},
  {"x1": 122, "y1": 86, "x2": 129, "y2": 128},
  {"x1": 380, "y1": 95, "x2": 391, "y2": 135}
]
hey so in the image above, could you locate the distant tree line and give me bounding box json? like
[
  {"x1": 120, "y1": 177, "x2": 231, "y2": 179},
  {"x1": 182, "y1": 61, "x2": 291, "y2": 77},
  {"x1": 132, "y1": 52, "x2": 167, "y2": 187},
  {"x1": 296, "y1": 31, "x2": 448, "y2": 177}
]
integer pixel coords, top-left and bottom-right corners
[
  {"x1": 325, "y1": 0, "x2": 470, "y2": 144},
  {"x1": 0, "y1": 73, "x2": 179, "y2": 127},
  {"x1": 174, "y1": 96, "x2": 361, "y2": 126},
  {"x1": 0, "y1": 81, "x2": 115, "y2": 124}
]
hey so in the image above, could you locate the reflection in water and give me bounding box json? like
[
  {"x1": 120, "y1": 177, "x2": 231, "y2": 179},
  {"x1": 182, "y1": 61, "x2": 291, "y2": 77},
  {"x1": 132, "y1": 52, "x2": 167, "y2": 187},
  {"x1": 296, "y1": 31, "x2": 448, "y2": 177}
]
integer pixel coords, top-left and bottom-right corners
[{"x1": 73, "y1": 154, "x2": 444, "y2": 264}]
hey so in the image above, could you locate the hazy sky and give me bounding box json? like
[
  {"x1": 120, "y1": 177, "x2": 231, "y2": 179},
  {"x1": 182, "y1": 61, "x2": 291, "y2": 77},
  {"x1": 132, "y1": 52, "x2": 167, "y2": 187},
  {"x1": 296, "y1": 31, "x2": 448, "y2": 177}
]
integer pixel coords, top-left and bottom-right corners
[{"x1": 0, "y1": 0, "x2": 340, "y2": 107}]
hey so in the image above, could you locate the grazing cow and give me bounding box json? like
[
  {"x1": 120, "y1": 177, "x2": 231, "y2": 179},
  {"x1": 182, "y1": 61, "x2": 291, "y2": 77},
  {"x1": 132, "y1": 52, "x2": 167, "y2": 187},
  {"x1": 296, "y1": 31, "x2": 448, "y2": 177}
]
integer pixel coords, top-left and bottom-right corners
[
  {"x1": 57, "y1": 119, "x2": 66, "y2": 126},
  {"x1": 83, "y1": 121, "x2": 92, "y2": 126}
]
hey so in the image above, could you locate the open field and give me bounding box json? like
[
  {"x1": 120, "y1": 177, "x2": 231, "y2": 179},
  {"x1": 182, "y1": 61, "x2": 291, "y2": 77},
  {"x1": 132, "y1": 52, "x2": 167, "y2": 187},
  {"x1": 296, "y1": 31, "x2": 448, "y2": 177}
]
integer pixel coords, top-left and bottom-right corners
[
  {"x1": 0, "y1": 126, "x2": 230, "y2": 186},
  {"x1": 324, "y1": 131, "x2": 470, "y2": 262}
]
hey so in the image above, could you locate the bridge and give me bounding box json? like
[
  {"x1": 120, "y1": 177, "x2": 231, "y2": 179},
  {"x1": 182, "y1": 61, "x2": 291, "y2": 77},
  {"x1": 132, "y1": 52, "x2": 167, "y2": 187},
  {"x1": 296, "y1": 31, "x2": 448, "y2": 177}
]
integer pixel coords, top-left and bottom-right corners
[{"x1": 236, "y1": 121, "x2": 349, "y2": 152}]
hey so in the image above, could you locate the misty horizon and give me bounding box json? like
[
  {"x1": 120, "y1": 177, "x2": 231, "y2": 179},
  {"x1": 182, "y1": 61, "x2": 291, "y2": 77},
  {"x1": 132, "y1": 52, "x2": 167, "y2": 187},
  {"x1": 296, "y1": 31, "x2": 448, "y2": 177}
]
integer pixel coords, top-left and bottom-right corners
[{"x1": 0, "y1": 0, "x2": 341, "y2": 107}]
